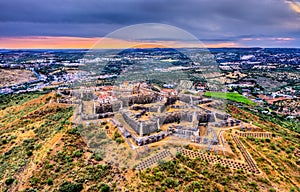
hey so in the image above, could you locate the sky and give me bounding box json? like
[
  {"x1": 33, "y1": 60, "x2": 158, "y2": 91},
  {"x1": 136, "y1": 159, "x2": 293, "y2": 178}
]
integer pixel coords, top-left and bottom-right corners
[{"x1": 0, "y1": 0, "x2": 299, "y2": 49}]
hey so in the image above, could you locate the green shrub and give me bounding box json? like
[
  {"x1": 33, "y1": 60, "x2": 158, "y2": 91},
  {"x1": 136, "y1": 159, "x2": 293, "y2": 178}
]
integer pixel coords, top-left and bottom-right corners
[
  {"x1": 1, "y1": 139, "x2": 7, "y2": 145},
  {"x1": 35, "y1": 143, "x2": 42, "y2": 150},
  {"x1": 47, "y1": 178, "x2": 53, "y2": 185},
  {"x1": 113, "y1": 130, "x2": 121, "y2": 140},
  {"x1": 285, "y1": 148, "x2": 292, "y2": 154},
  {"x1": 115, "y1": 138, "x2": 124, "y2": 144},
  {"x1": 27, "y1": 151, "x2": 33, "y2": 156},
  {"x1": 59, "y1": 182, "x2": 83, "y2": 192},
  {"x1": 270, "y1": 143, "x2": 277, "y2": 150},
  {"x1": 100, "y1": 184, "x2": 110, "y2": 192},
  {"x1": 5, "y1": 177, "x2": 14, "y2": 185},
  {"x1": 30, "y1": 177, "x2": 40, "y2": 185},
  {"x1": 247, "y1": 136, "x2": 255, "y2": 141},
  {"x1": 289, "y1": 188, "x2": 298, "y2": 192},
  {"x1": 73, "y1": 150, "x2": 83, "y2": 157},
  {"x1": 289, "y1": 146, "x2": 295, "y2": 150},
  {"x1": 95, "y1": 154, "x2": 103, "y2": 161},
  {"x1": 248, "y1": 181, "x2": 257, "y2": 188}
]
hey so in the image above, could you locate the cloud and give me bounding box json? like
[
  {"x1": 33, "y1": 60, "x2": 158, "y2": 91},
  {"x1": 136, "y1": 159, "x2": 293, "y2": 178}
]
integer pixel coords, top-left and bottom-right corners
[
  {"x1": 285, "y1": 0, "x2": 300, "y2": 14},
  {"x1": 0, "y1": 0, "x2": 299, "y2": 47},
  {"x1": 242, "y1": 37, "x2": 295, "y2": 41}
]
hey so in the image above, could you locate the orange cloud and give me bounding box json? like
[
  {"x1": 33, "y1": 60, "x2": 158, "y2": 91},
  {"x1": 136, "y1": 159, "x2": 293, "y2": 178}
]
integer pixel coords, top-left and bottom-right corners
[
  {"x1": 285, "y1": 0, "x2": 300, "y2": 14},
  {"x1": 0, "y1": 36, "x2": 99, "y2": 49}
]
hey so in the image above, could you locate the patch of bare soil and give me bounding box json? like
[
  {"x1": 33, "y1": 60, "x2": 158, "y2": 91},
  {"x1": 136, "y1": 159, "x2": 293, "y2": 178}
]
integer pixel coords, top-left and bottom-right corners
[{"x1": 0, "y1": 69, "x2": 36, "y2": 87}]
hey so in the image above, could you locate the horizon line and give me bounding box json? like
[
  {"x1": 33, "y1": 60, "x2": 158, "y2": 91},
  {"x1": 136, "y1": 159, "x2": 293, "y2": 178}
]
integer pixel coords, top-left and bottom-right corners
[
  {"x1": 0, "y1": 36, "x2": 298, "y2": 49},
  {"x1": 1, "y1": 47, "x2": 300, "y2": 50}
]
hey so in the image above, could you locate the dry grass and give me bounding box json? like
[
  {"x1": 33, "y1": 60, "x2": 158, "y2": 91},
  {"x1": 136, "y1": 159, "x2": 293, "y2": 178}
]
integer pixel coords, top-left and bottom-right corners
[{"x1": 0, "y1": 69, "x2": 36, "y2": 87}]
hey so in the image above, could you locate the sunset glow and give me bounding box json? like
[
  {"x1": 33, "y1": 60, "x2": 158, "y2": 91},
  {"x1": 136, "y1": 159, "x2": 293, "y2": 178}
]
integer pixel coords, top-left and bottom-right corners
[{"x1": 0, "y1": 36, "x2": 241, "y2": 49}]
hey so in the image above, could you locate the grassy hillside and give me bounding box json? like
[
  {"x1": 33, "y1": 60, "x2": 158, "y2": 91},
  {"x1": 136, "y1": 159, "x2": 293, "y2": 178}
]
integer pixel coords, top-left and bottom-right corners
[
  {"x1": 204, "y1": 92, "x2": 256, "y2": 105},
  {"x1": 0, "y1": 92, "x2": 129, "y2": 192},
  {"x1": 0, "y1": 92, "x2": 299, "y2": 191},
  {"x1": 0, "y1": 92, "x2": 74, "y2": 191},
  {"x1": 128, "y1": 152, "x2": 282, "y2": 191},
  {"x1": 228, "y1": 105, "x2": 300, "y2": 189}
]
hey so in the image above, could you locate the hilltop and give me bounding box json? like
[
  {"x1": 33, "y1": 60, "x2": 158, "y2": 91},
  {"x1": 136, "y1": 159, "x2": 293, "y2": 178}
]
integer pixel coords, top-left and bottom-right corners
[{"x1": 0, "y1": 92, "x2": 299, "y2": 191}]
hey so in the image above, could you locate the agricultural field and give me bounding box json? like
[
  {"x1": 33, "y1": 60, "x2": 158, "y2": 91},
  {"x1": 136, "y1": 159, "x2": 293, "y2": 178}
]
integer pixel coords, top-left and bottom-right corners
[{"x1": 204, "y1": 92, "x2": 256, "y2": 106}]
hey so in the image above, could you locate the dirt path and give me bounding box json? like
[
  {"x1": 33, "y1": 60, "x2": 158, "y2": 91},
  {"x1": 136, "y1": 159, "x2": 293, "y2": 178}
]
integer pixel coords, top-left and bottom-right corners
[
  {"x1": 11, "y1": 102, "x2": 73, "y2": 191},
  {"x1": 12, "y1": 131, "x2": 64, "y2": 191}
]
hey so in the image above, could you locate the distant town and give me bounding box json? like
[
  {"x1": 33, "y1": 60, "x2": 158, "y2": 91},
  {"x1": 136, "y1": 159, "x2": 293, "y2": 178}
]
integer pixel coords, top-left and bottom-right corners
[{"x1": 1, "y1": 48, "x2": 299, "y2": 122}]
